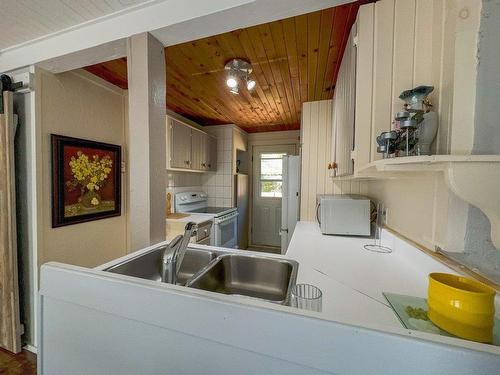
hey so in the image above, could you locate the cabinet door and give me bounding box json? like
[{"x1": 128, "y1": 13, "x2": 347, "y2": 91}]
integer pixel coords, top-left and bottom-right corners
[
  {"x1": 191, "y1": 130, "x2": 205, "y2": 170},
  {"x1": 333, "y1": 25, "x2": 356, "y2": 176},
  {"x1": 353, "y1": 3, "x2": 374, "y2": 172},
  {"x1": 206, "y1": 136, "x2": 217, "y2": 171},
  {"x1": 170, "y1": 119, "x2": 192, "y2": 169}
]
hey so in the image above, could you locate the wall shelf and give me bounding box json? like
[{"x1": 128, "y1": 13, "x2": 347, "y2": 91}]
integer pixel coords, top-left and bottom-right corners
[{"x1": 332, "y1": 155, "x2": 500, "y2": 249}]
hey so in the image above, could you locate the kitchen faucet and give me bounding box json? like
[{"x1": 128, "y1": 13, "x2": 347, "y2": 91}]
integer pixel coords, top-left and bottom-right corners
[{"x1": 161, "y1": 222, "x2": 197, "y2": 284}]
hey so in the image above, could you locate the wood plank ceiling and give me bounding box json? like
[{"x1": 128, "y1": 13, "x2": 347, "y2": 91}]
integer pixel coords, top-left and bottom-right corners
[{"x1": 84, "y1": 2, "x2": 363, "y2": 133}]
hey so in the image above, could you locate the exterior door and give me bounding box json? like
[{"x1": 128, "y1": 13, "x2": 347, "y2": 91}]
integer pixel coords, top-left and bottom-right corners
[{"x1": 252, "y1": 144, "x2": 296, "y2": 247}]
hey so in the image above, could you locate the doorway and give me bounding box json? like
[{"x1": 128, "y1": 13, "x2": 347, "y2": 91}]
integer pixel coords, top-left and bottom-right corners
[{"x1": 251, "y1": 144, "x2": 296, "y2": 248}]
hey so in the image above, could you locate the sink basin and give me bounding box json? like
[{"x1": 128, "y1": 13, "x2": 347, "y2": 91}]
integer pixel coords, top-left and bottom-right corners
[
  {"x1": 186, "y1": 254, "x2": 298, "y2": 304},
  {"x1": 105, "y1": 247, "x2": 217, "y2": 285}
]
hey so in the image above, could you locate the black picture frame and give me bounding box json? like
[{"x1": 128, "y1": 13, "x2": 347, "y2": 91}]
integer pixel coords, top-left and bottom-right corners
[{"x1": 51, "y1": 134, "x2": 121, "y2": 228}]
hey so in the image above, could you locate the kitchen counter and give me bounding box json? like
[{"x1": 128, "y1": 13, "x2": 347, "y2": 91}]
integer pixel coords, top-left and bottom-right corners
[
  {"x1": 39, "y1": 223, "x2": 500, "y2": 373},
  {"x1": 166, "y1": 214, "x2": 213, "y2": 242},
  {"x1": 166, "y1": 214, "x2": 211, "y2": 224},
  {"x1": 287, "y1": 221, "x2": 500, "y2": 340}
]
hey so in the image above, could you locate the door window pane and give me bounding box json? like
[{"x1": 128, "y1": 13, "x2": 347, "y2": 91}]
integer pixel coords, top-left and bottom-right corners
[
  {"x1": 261, "y1": 181, "x2": 283, "y2": 197},
  {"x1": 260, "y1": 153, "x2": 286, "y2": 198}
]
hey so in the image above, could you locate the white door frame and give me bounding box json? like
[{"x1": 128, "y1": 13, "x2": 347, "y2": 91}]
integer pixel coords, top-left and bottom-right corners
[{"x1": 250, "y1": 144, "x2": 297, "y2": 248}]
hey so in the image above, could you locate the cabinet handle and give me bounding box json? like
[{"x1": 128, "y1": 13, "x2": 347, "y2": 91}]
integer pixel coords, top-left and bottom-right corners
[{"x1": 201, "y1": 163, "x2": 206, "y2": 168}]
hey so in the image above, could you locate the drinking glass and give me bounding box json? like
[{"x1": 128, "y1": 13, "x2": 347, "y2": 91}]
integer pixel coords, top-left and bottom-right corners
[{"x1": 291, "y1": 284, "x2": 322, "y2": 312}]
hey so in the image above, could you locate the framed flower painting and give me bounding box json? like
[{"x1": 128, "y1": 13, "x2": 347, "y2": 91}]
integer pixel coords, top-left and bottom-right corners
[{"x1": 51, "y1": 134, "x2": 121, "y2": 227}]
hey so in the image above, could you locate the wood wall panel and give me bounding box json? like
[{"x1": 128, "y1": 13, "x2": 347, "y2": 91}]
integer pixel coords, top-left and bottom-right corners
[
  {"x1": 391, "y1": 0, "x2": 416, "y2": 129},
  {"x1": 300, "y1": 100, "x2": 334, "y2": 221},
  {"x1": 84, "y1": 2, "x2": 370, "y2": 133}
]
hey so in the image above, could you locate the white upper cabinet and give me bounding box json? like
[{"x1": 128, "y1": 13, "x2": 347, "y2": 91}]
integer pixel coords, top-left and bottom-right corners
[
  {"x1": 166, "y1": 116, "x2": 217, "y2": 172},
  {"x1": 353, "y1": 2, "x2": 374, "y2": 173},
  {"x1": 346, "y1": 0, "x2": 442, "y2": 174},
  {"x1": 332, "y1": 23, "x2": 357, "y2": 177}
]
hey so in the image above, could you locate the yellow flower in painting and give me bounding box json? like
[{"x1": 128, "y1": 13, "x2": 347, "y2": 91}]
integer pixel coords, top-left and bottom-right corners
[
  {"x1": 70, "y1": 152, "x2": 113, "y2": 194},
  {"x1": 91, "y1": 197, "x2": 99, "y2": 206}
]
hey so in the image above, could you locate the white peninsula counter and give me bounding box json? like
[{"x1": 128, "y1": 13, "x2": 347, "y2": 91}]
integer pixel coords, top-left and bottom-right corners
[
  {"x1": 38, "y1": 223, "x2": 500, "y2": 375},
  {"x1": 286, "y1": 221, "x2": 498, "y2": 329}
]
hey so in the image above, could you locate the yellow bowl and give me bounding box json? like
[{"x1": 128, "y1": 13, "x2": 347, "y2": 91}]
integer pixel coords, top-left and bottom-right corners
[{"x1": 427, "y1": 273, "x2": 496, "y2": 343}]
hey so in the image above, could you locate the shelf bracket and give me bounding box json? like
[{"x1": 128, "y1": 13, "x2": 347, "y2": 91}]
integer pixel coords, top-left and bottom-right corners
[{"x1": 444, "y1": 162, "x2": 500, "y2": 249}]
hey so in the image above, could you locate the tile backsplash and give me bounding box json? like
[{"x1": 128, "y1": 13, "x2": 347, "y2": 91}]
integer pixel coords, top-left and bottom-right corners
[
  {"x1": 166, "y1": 171, "x2": 202, "y2": 188},
  {"x1": 203, "y1": 126, "x2": 234, "y2": 207}
]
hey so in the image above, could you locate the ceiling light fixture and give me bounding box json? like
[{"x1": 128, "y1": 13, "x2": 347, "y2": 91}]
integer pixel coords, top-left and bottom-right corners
[
  {"x1": 246, "y1": 79, "x2": 256, "y2": 91},
  {"x1": 224, "y1": 58, "x2": 255, "y2": 94},
  {"x1": 226, "y1": 74, "x2": 238, "y2": 88}
]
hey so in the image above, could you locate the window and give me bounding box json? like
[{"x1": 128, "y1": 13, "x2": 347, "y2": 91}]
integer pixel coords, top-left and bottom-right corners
[{"x1": 259, "y1": 153, "x2": 286, "y2": 198}]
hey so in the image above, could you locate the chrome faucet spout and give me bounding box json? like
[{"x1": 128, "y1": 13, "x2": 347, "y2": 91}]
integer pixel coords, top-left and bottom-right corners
[{"x1": 161, "y1": 222, "x2": 197, "y2": 284}]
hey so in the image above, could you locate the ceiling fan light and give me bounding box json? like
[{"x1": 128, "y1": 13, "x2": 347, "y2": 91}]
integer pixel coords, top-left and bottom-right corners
[
  {"x1": 247, "y1": 79, "x2": 256, "y2": 91},
  {"x1": 226, "y1": 76, "x2": 238, "y2": 88}
]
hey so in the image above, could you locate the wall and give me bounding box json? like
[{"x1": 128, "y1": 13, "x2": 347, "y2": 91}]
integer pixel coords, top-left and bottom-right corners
[
  {"x1": 449, "y1": 0, "x2": 500, "y2": 283},
  {"x1": 473, "y1": 0, "x2": 500, "y2": 154},
  {"x1": 166, "y1": 171, "x2": 203, "y2": 213},
  {"x1": 35, "y1": 68, "x2": 128, "y2": 268}
]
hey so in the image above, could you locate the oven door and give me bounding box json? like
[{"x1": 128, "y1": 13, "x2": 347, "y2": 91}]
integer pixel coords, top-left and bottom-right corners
[{"x1": 215, "y1": 212, "x2": 238, "y2": 248}]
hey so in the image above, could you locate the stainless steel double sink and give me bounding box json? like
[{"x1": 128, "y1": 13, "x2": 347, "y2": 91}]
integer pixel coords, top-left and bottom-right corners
[{"x1": 104, "y1": 246, "x2": 298, "y2": 305}]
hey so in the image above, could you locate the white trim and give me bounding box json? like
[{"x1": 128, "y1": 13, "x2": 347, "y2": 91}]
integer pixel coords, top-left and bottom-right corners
[
  {"x1": 23, "y1": 344, "x2": 37, "y2": 354},
  {"x1": 69, "y1": 70, "x2": 126, "y2": 96}
]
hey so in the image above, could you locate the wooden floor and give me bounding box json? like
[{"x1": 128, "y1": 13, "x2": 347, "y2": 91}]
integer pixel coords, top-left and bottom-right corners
[{"x1": 0, "y1": 348, "x2": 36, "y2": 374}]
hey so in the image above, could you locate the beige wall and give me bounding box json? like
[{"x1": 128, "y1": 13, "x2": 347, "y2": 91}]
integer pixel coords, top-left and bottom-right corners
[
  {"x1": 363, "y1": 175, "x2": 449, "y2": 251},
  {"x1": 36, "y1": 68, "x2": 128, "y2": 268}
]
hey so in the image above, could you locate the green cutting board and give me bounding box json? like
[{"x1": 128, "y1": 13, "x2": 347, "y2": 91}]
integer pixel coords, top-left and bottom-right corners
[{"x1": 383, "y1": 292, "x2": 500, "y2": 346}]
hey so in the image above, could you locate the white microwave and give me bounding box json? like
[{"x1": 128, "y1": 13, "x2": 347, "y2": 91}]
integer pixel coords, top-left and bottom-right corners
[{"x1": 316, "y1": 195, "x2": 371, "y2": 236}]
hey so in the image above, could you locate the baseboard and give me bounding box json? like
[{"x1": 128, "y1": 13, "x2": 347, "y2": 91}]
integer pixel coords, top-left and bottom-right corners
[{"x1": 23, "y1": 344, "x2": 37, "y2": 354}]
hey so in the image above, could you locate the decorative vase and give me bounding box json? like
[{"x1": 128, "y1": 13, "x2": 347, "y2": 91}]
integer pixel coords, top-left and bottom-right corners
[
  {"x1": 80, "y1": 189, "x2": 101, "y2": 209},
  {"x1": 416, "y1": 111, "x2": 438, "y2": 155}
]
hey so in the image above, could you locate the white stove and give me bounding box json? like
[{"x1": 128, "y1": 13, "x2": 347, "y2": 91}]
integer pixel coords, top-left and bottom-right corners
[{"x1": 175, "y1": 191, "x2": 238, "y2": 248}]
